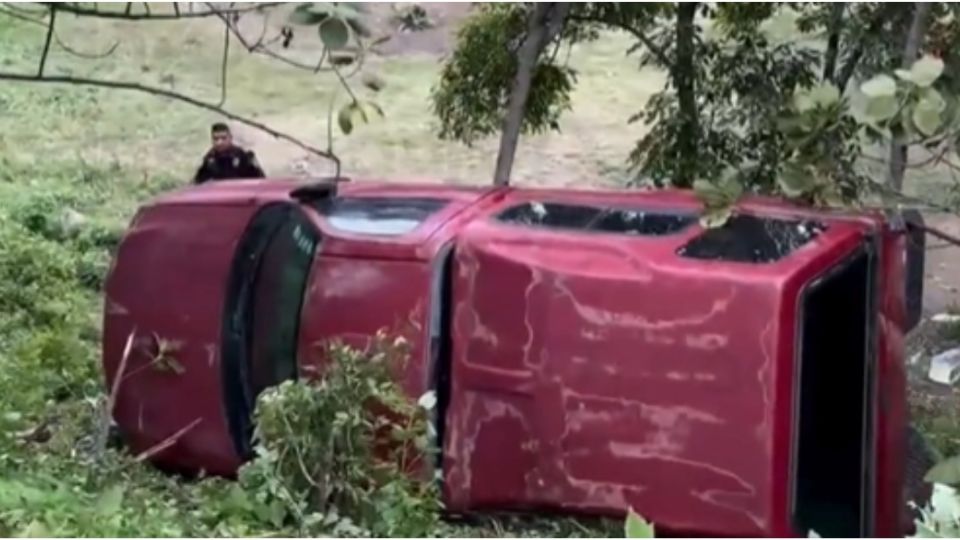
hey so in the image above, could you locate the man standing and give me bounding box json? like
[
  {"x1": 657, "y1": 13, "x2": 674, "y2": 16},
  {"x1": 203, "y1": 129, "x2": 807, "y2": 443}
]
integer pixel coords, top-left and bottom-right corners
[{"x1": 193, "y1": 122, "x2": 266, "y2": 184}]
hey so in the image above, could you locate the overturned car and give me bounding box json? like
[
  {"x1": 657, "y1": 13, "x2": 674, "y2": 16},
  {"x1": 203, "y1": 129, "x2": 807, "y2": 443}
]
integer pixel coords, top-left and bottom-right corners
[{"x1": 102, "y1": 178, "x2": 928, "y2": 537}]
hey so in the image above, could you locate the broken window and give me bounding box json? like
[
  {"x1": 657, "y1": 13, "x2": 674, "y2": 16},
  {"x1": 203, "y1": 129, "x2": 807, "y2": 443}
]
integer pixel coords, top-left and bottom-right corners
[
  {"x1": 315, "y1": 197, "x2": 448, "y2": 236},
  {"x1": 678, "y1": 214, "x2": 825, "y2": 263},
  {"x1": 496, "y1": 202, "x2": 695, "y2": 236}
]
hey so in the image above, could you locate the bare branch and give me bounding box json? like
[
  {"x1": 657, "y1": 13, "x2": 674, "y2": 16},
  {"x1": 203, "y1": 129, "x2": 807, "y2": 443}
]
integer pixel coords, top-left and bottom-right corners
[
  {"x1": 0, "y1": 4, "x2": 46, "y2": 26},
  {"x1": 332, "y1": 62, "x2": 358, "y2": 104},
  {"x1": 133, "y1": 418, "x2": 203, "y2": 462},
  {"x1": 95, "y1": 329, "x2": 135, "y2": 461},
  {"x1": 0, "y1": 71, "x2": 339, "y2": 167},
  {"x1": 909, "y1": 219, "x2": 960, "y2": 249},
  {"x1": 568, "y1": 13, "x2": 671, "y2": 68},
  {"x1": 37, "y1": 5, "x2": 55, "y2": 76},
  {"x1": 217, "y1": 21, "x2": 229, "y2": 107},
  {"x1": 47, "y1": 2, "x2": 280, "y2": 21},
  {"x1": 209, "y1": 5, "x2": 334, "y2": 73},
  {"x1": 53, "y1": 30, "x2": 120, "y2": 59}
]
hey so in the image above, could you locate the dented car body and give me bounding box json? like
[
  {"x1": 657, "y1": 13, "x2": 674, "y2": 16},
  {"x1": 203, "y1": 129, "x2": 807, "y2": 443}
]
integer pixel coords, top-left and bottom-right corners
[{"x1": 102, "y1": 179, "x2": 924, "y2": 537}]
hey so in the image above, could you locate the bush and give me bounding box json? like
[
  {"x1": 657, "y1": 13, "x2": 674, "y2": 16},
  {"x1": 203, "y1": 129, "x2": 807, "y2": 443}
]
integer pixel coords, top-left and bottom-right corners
[{"x1": 238, "y1": 334, "x2": 440, "y2": 537}]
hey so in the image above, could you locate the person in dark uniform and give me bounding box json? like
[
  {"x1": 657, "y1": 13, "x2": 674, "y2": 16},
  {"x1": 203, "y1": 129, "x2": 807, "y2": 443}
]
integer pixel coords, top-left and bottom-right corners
[{"x1": 193, "y1": 122, "x2": 266, "y2": 184}]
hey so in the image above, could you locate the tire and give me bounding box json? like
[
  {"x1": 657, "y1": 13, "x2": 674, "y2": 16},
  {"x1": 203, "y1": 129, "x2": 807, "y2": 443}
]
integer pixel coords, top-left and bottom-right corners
[{"x1": 903, "y1": 424, "x2": 938, "y2": 534}]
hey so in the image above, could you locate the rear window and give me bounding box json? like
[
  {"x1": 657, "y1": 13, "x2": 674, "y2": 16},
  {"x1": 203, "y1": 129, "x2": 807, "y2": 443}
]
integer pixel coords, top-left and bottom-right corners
[
  {"x1": 496, "y1": 201, "x2": 695, "y2": 236},
  {"x1": 678, "y1": 214, "x2": 825, "y2": 263},
  {"x1": 315, "y1": 197, "x2": 448, "y2": 236}
]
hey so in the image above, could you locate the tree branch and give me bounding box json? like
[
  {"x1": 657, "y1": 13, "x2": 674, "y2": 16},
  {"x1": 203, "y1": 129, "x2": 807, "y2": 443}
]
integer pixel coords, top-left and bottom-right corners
[
  {"x1": 0, "y1": 72, "x2": 339, "y2": 167},
  {"x1": 53, "y1": 29, "x2": 120, "y2": 59},
  {"x1": 568, "y1": 14, "x2": 671, "y2": 68},
  {"x1": 908, "y1": 219, "x2": 960, "y2": 249},
  {"x1": 47, "y1": 2, "x2": 280, "y2": 21},
  {"x1": 493, "y1": 2, "x2": 572, "y2": 186},
  {"x1": 887, "y1": 2, "x2": 931, "y2": 190},
  {"x1": 0, "y1": 4, "x2": 45, "y2": 26},
  {"x1": 210, "y1": 6, "x2": 336, "y2": 74},
  {"x1": 836, "y1": 4, "x2": 900, "y2": 90},
  {"x1": 822, "y1": 3, "x2": 846, "y2": 82},
  {"x1": 217, "y1": 20, "x2": 230, "y2": 107},
  {"x1": 37, "y1": 5, "x2": 55, "y2": 76}
]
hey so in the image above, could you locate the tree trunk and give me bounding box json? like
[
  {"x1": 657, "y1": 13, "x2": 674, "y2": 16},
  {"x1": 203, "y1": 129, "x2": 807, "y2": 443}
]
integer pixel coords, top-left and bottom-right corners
[
  {"x1": 673, "y1": 2, "x2": 699, "y2": 188},
  {"x1": 822, "y1": 3, "x2": 846, "y2": 83},
  {"x1": 493, "y1": 2, "x2": 570, "y2": 186},
  {"x1": 887, "y1": 2, "x2": 931, "y2": 191}
]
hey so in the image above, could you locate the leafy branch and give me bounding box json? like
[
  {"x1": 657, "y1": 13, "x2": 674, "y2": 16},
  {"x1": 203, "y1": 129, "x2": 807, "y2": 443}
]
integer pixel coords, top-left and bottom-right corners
[{"x1": 0, "y1": 71, "x2": 340, "y2": 167}]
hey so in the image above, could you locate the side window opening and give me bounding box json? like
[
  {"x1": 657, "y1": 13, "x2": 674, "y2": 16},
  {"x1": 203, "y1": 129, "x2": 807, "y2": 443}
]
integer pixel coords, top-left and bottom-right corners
[
  {"x1": 314, "y1": 197, "x2": 448, "y2": 236},
  {"x1": 678, "y1": 214, "x2": 826, "y2": 263},
  {"x1": 496, "y1": 201, "x2": 695, "y2": 236}
]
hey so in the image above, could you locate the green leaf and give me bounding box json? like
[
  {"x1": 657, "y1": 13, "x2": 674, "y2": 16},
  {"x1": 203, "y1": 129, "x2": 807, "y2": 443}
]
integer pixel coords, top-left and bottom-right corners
[
  {"x1": 926, "y1": 455, "x2": 960, "y2": 485},
  {"x1": 95, "y1": 484, "x2": 125, "y2": 516},
  {"x1": 352, "y1": 101, "x2": 369, "y2": 123},
  {"x1": 17, "y1": 520, "x2": 50, "y2": 538},
  {"x1": 289, "y1": 3, "x2": 327, "y2": 25},
  {"x1": 337, "y1": 103, "x2": 354, "y2": 135},
  {"x1": 864, "y1": 95, "x2": 898, "y2": 122},
  {"x1": 861, "y1": 74, "x2": 897, "y2": 98},
  {"x1": 793, "y1": 91, "x2": 814, "y2": 113},
  {"x1": 692, "y1": 179, "x2": 728, "y2": 208},
  {"x1": 913, "y1": 89, "x2": 946, "y2": 136},
  {"x1": 700, "y1": 206, "x2": 732, "y2": 229},
  {"x1": 625, "y1": 508, "x2": 655, "y2": 538},
  {"x1": 319, "y1": 17, "x2": 350, "y2": 49},
  {"x1": 779, "y1": 162, "x2": 816, "y2": 198},
  {"x1": 366, "y1": 101, "x2": 385, "y2": 118},
  {"x1": 808, "y1": 82, "x2": 840, "y2": 108},
  {"x1": 911, "y1": 55, "x2": 945, "y2": 88}
]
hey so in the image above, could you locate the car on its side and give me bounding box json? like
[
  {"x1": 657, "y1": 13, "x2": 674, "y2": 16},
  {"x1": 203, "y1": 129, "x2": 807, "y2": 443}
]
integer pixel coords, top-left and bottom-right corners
[{"x1": 102, "y1": 177, "x2": 929, "y2": 537}]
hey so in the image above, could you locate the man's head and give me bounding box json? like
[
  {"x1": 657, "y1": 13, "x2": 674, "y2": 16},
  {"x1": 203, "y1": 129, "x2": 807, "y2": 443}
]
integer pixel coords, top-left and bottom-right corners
[{"x1": 210, "y1": 122, "x2": 233, "y2": 153}]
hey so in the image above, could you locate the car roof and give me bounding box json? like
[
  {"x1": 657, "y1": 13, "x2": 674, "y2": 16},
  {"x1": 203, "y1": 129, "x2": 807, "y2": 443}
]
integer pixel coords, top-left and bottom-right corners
[{"x1": 142, "y1": 177, "x2": 886, "y2": 262}]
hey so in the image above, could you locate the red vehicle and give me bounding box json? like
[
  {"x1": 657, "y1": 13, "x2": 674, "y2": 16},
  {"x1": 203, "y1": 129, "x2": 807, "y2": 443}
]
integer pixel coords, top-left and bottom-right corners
[{"x1": 102, "y1": 178, "x2": 928, "y2": 537}]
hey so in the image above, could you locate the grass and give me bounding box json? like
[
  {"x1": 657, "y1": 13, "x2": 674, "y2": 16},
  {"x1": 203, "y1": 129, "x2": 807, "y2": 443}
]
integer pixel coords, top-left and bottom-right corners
[
  {"x1": 0, "y1": 8, "x2": 640, "y2": 537},
  {"x1": 0, "y1": 8, "x2": 665, "y2": 186}
]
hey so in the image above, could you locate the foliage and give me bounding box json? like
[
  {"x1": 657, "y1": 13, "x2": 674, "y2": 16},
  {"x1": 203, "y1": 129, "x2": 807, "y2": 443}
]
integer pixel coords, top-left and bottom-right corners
[
  {"x1": 624, "y1": 508, "x2": 655, "y2": 538},
  {"x1": 237, "y1": 334, "x2": 440, "y2": 537},
  {"x1": 435, "y1": 2, "x2": 960, "y2": 223},
  {"x1": 764, "y1": 54, "x2": 959, "y2": 208},
  {"x1": 432, "y1": 4, "x2": 576, "y2": 146},
  {"x1": 285, "y1": 2, "x2": 389, "y2": 145}
]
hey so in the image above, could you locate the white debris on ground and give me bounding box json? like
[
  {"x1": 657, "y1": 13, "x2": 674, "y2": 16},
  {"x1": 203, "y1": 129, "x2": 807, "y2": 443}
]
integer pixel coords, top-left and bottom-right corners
[{"x1": 929, "y1": 348, "x2": 960, "y2": 385}]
